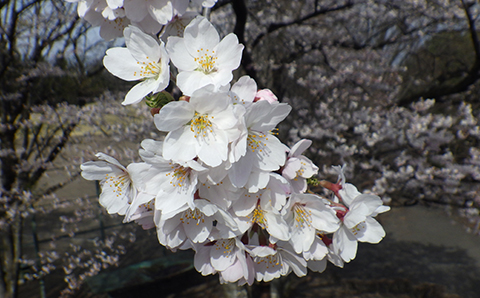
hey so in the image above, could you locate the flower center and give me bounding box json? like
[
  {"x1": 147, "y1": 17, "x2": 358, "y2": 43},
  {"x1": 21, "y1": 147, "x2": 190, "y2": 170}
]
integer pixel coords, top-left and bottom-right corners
[
  {"x1": 295, "y1": 161, "x2": 308, "y2": 178},
  {"x1": 250, "y1": 207, "x2": 267, "y2": 228},
  {"x1": 255, "y1": 253, "x2": 282, "y2": 268},
  {"x1": 104, "y1": 172, "x2": 130, "y2": 198},
  {"x1": 194, "y1": 48, "x2": 217, "y2": 74},
  {"x1": 351, "y1": 221, "x2": 366, "y2": 236},
  {"x1": 181, "y1": 208, "x2": 205, "y2": 226},
  {"x1": 292, "y1": 203, "x2": 312, "y2": 228},
  {"x1": 166, "y1": 164, "x2": 191, "y2": 191},
  {"x1": 135, "y1": 58, "x2": 162, "y2": 79},
  {"x1": 190, "y1": 112, "x2": 214, "y2": 139},
  {"x1": 247, "y1": 132, "x2": 268, "y2": 153},
  {"x1": 214, "y1": 238, "x2": 235, "y2": 255}
]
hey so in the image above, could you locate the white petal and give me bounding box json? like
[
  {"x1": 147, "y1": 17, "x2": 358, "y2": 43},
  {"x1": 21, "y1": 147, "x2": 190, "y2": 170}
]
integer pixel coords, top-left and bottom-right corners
[
  {"x1": 214, "y1": 33, "x2": 243, "y2": 71},
  {"x1": 228, "y1": 155, "x2": 253, "y2": 188},
  {"x1": 344, "y1": 194, "x2": 383, "y2": 228},
  {"x1": 210, "y1": 239, "x2": 236, "y2": 270},
  {"x1": 245, "y1": 170, "x2": 270, "y2": 192},
  {"x1": 163, "y1": 127, "x2": 197, "y2": 162},
  {"x1": 197, "y1": 130, "x2": 229, "y2": 167},
  {"x1": 124, "y1": 25, "x2": 161, "y2": 62},
  {"x1": 123, "y1": 0, "x2": 147, "y2": 22},
  {"x1": 281, "y1": 249, "x2": 307, "y2": 277},
  {"x1": 166, "y1": 36, "x2": 197, "y2": 71},
  {"x1": 176, "y1": 70, "x2": 215, "y2": 96},
  {"x1": 307, "y1": 259, "x2": 327, "y2": 273},
  {"x1": 149, "y1": 0, "x2": 173, "y2": 25},
  {"x1": 103, "y1": 47, "x2": 140, "y2": 81},
  {"x1": 99, "y1": 182, "x2": 130, "y2": 215},
  {"x1": 282, "y1": 158, "x2": 301, "y2": 180},
  {"x1": 252, "y1": 102, "x2": 291, "y2": 132},
  {"x1": 183, "y1": 16, "x2": 219, "y2": 55},
  {"x1": 338, "y1": 183, "x2": 361, "y2": 207},
  {"x1": 219, "y1": 258, "x2": 244, "y2": 282},
  {"x1": 80, "y1": 161, "x2": 119, "y2": 180},
  {"x1": 184, "y1": 219, "x2": 211, "y2": 243},
  {"x1": 194, "y1": 245, "x2": 216, "y2": 275},
  {"x1": 231, "y1": 75, "x2": 257, "y2": 103},
  {"x1": 265, "y1": 212, "x2": 290, "y2": 241},
  {"x1": 250, "y1": 134, "x2": 288, "y2": 171},
  {"x1": 122, "y1": 78, "x2": 158, "y2": 105},
  {"x1": 355, "y1": 217, "x2": 386, "y2": 243},
  {"x1": 333, "y1": 226, "x2": 358, "y2": 262},
  {"x1": 154, "y1": 101, "x2": 194, "y2": 131},
  {"x1": 290, "y1": 225, "x2": 314, "y2": 254},
  {"x1": 289, "y1": 139, "x2": 312, "y2": 157}
]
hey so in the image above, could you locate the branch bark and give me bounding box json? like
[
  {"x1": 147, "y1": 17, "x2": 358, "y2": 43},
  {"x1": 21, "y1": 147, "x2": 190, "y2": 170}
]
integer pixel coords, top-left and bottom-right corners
[
  {"x1": 251, "y1": 1, "x2": 354, "y2": 48},
  {"x1": 397, "y1": 0, "x2": 480, "y2": 106}
]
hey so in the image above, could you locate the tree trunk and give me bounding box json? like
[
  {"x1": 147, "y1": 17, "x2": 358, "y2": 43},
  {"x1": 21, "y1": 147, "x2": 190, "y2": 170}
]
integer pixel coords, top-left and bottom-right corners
[{"x1": 1, "y1": 204, "x2": 23, "y2": 298}]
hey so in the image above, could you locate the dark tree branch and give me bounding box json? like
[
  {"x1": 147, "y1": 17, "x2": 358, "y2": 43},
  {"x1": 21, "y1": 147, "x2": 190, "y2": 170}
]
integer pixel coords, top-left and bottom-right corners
[
  {"x1": 41, "y1": 171, "x2": 81, "y2": 197},
  {"x1": 398, "y1": 0, "x2": 480, "y2": 106},
  {"x1": 251, "y1": 1, "x2": 354, "y2": 48},
  {"x1": 231, "y1": 0, "x2": 258, "y2": 82},
  {"x1": 28, "y1": 122, "x2": 76, "y2": 189}
]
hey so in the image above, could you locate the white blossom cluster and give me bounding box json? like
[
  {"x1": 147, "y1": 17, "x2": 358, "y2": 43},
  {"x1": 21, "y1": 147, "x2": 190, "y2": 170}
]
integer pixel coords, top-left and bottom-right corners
[
  {"x1": 66, "y1": 0, "x2": 216, "y2": 40},
  {"x1": 77, "y1": 3, "x2": 390, "y2": 285},
  {"x1": 295, "y1": 97, "x2": 480, "y2": 216}
]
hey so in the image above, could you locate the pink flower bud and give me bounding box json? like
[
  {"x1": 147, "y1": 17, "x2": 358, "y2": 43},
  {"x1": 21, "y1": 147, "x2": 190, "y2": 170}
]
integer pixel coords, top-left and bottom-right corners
[{"x1": 254, "y1": 89, "x2": 278, "y2": 103}]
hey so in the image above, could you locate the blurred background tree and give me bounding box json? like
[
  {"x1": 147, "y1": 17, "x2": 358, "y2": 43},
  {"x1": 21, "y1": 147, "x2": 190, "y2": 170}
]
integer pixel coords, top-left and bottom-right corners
[{"x1": 0, "y1": 0, "x2": 149, "y2": 297}]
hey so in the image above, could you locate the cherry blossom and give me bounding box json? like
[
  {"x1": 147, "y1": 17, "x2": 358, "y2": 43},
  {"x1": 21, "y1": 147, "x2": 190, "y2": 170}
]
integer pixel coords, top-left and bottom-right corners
[
  {"x1": 166, "y1": 16, "x2": 244, "y2": 95},
  {"x1": 283, "y1": 193, "x2": 339, "y2": 254},
  {"x1": 103, "y1": 25, "x2": 170, "y2": 105},
  {"x1": 282, "y1": 139, "x2": 319, "y2": 193},
  {"x1": 333, "y1": 184, "x2": 390, "y2": 262},
  {"x1": 138, "y1": 138, "x2": 206, "y2": 214},
  {"x1": 80, "y1": 153, "x2": 149, "y2": 215},
  {"x1": 154, "y1": 85, "x2": 243, "y2": 167},
  {"x1": 228, "y1": 100, "x2": 291, "y2": 189},
  {"x1": 77, "y1": 6, "x2": 392, "y2": 286}
]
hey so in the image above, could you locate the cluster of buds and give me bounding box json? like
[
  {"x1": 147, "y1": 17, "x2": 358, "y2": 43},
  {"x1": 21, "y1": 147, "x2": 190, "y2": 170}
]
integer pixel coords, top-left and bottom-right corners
[{"x1": 77, "y1": 0, "x2": 389, "y2": 285}]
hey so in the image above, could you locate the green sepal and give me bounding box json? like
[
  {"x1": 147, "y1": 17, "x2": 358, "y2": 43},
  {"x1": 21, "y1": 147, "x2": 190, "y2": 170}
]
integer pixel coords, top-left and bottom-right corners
[
  {"x1": 307, "y1": 177, "x2": 320, "y2": 186},
  {"x1": 145, "y1": 91, "x2": 175, "y2": 108}
]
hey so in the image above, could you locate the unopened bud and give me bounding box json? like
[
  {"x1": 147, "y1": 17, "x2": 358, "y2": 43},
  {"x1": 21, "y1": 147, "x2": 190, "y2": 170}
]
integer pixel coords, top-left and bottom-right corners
[{"x1": 254, "y1": 89, "x2": 278, "y2": 103}]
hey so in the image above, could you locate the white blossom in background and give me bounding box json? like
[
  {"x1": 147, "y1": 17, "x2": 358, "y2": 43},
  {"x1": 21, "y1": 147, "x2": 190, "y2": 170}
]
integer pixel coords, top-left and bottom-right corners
[
  {"x1": 160, "y1": 11, "x2": 197, "y2": 41},
  {"x1": 123, "y1": 0, "x2": 188, "y2": 25}
]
